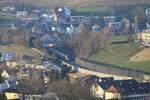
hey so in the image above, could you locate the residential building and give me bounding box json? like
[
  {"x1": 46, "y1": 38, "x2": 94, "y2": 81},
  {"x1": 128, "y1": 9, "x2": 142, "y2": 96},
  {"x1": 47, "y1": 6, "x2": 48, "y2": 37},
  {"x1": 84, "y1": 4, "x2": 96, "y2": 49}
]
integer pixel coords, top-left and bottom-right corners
[
  {"x1": 40, "y1": 34, "x2": 55, "y2": 48},
  {"x1": 109, "y1": 22, "x2": 121, "y2": 34},
  {"x1": 92, "y1": 24, "x2": 101, "y2": 32},
  {"x1": 17, "y1": 14, "x2": 39, "y2": 21},
  {"x1": 0, "y1": 52, "x2": 14, "y2": 62},
  {"x1": 55, "y1": 7, "x2": 71, "y2": 23},
  {"x1": 92, "y1": 79, "x2": 150, "y2": 100},
  {"x1": 16, "y1": 11, "x2": 28, "y2": 17},
  {"x1": 91, "y1": 77, "x2": 114, "y2": 99},
  {"x1": 6, "y1": 61, "x2": 17, "y2": 68},
  {"x1": 104, "y1": 16, "x2": 116, "y2": 26},
  {"x1": 70, "y1": 16, "x2": 85, "y2": 25},
  {"x1": 2, "y1": 6, "x2": 15, "y2": 12},
  {"x1": 5, "y1": 90, "x2": 23, "y2": 100},
  {"x1": 137, "y1": 29, "x2": 150, "y2": 46},
  {"x1": 146, "y1": 8, "x2": 150, "y2": 16},
  {"x1": 1, "y1": 70, "x2": 10, "y2": 78}
]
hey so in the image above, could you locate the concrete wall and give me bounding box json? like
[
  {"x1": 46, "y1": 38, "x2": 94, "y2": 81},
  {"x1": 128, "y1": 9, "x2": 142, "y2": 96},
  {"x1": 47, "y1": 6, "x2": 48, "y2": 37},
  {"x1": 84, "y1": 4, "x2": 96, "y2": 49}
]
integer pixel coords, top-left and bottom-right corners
[
  {"x1": 76, "y1": 58, "x2": 145, "y2": 81},
  {"x1": 78, "y1": 67, "x2": 132, "y2": 80}
]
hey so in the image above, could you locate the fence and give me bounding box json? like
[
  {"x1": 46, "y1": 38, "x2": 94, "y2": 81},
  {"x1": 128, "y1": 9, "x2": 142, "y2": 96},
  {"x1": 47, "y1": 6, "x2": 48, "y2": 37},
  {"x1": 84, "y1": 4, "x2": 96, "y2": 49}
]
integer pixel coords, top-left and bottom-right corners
[{"x1": 75, "y1": 58, "x2": 144, "y2": 80}]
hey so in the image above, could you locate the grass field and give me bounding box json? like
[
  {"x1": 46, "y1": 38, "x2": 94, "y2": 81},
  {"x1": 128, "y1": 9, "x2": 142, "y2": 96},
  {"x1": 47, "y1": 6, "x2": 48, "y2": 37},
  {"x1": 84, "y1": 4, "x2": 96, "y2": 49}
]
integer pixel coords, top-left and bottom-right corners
[
  {"x1": 0, "y1": 44, "x2": 44, "y2": 65},
  {"x1": 1, "y1": 0, "x2": 150, "y2": 8},
  {"x1": 0, "y1": 12, "x2": 15, "y2": 20},
  {"x1": 75, "y1": 5, "x2": 112, "y2": 12},
  {"x1": 88, "y1": 35, "x2": 150, "y2": 73},
  {"x1": 1, "y1": 0, "x2": 148, "y2": 17}
]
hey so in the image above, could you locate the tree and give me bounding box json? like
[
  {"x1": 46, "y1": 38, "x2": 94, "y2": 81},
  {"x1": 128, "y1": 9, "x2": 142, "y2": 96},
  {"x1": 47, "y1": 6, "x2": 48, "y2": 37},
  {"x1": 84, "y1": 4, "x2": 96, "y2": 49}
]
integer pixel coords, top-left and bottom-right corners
[
  {"x1": 131, "y1": 6, "x2": 145, "y2": 19},
  {"x1": 65, "y1": 23, "x2": 111, "y2": 57},
  {"x1": 0, "y1": 93, "x2": 7, "y2": 100},
  {"x1": 17, "y1": 78, "x2": 45, "y2": 95},
  {"x1": 65, "y1": 23, "x2": 94, "y2": 57},
  {"x1": 17, "y1": 70, "x2": 96, "y2": 100},
  {"x1": 121, "y1": 17, "x2": 130, "y2": 34},
  {"x1": 99, "y1": 27, "x2": 111, "y2": 48},
  {"x1": 17, "y1": 70, "x2": 46, "y2": 100},
  {"x1": 0, "y1": 33, "x2": 13, "y2": 44},
  {"x1": 47, "y1": 80, "x2": 96, "y2": 100},
  {"x1": 13, "y1": 29, "x2": 30, "y2": 47}
]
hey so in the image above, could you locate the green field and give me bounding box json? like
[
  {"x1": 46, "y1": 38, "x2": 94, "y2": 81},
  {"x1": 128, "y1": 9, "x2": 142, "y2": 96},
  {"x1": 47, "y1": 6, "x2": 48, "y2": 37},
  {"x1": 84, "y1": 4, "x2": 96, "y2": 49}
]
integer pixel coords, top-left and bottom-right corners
[
  {"x1": 0, "y1": 12, "x2": 15, "y2": 29},
  {"x1": 1, "y1": 0, "x2": 150, "y2": 8},
  {"x1": 88, "y1": 35, "x2": 150, "y2": 74},
  {"x1": 0, "y1": 12, "x2": 15, "y2": 20},
  {"x1": 75, "y1": 5, "x2": 112, "y2": 12}
]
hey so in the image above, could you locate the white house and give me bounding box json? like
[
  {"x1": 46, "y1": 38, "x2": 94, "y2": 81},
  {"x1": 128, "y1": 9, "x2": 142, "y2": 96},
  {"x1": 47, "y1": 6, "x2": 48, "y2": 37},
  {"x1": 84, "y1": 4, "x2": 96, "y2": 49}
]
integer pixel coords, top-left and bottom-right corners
[{"x1": 16, "y1": 11, "x2": 28, "y2": 17}]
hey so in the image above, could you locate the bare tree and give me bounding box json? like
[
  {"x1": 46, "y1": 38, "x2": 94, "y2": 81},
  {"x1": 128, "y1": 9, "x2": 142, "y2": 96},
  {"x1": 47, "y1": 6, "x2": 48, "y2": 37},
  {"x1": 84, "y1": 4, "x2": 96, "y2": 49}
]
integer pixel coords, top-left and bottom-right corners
[
  {"x1": 66, "y1": 23, "x2": 111, "y2": 57},
  {"x1": 0, "y1": 33, "x2": 13, "y2": 44},
  {"x1": 99, "y1": 26, "x2": 111, "y2": 48},
  {"x1": 66, "y1": 23, "x2": 92, "y2": 57},
  {"x1": 121, "y1": 17, "x2": 130, "y2": 34},
  {"x1": 47, "y1": 80, "x2": 95, "y2": 100},
  {"x1": 13, "y1": 29, "x2": 30, "y2": 47},
  {"x1": 17, "y1": 70, "x2": 46, "y2": 99}
]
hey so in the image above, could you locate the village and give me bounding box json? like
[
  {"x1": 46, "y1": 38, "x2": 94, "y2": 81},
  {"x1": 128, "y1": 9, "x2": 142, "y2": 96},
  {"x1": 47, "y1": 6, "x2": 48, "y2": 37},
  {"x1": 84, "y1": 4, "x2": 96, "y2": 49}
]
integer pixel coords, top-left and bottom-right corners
[{"x1": 0, "y1": 3, "x2": 150, "y2": 100}]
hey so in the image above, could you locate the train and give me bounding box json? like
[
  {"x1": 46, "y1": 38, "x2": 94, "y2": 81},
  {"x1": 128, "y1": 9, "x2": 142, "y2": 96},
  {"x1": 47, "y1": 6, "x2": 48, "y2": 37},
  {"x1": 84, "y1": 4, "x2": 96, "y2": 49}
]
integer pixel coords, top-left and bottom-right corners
[{"x1": 47, "y1": 48, "x2": 72, "y2": 61}]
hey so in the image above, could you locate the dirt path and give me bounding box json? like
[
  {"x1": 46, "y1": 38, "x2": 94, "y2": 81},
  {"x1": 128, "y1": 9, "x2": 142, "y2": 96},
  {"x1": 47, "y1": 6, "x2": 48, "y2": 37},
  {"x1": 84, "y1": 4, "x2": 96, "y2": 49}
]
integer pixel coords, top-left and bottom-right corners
[{"x1": 130, "y1": 48, "x2": 150, "y2": 62}]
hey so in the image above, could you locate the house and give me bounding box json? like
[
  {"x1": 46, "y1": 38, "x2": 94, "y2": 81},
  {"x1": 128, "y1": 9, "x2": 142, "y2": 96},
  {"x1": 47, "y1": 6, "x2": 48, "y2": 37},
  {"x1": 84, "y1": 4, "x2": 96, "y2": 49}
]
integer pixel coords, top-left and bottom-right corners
[
  {"x1": 0, "y1": 52, "x2": 14, "y2": 62},
  {"x1": 92, "y1": 24, "x2": 101, "y2": 32},
  {"x1": 136, "y1": 29, "x2": 150, "y2": 46},
  {"x1": 109, "y1": 22, "x2": 121, "y2": 34},
  {"x1": 104, "y1": 79, "x2": 140, "y2": 100},
  {"x1": 42, "y1": 72, "x2": 50, "y2": 84},
  {"x1": 55, "y1": 7, "x2": 71, "y2": 23},
  {"x1": 0, "y1": 71, "x2": 20, "y2": 99},
  {"x1": 40, "y1": 34, "x2": 55, "y2": 48},
  {"x1": 70, "y1": 16, "x2": 85, "y2": 25},
  {"x1": 86, "y1": 76, "x2": 114, "y2": 85},
  {"x1": 140, "y1": 82, "x2": 150, "y2": 93},
  {"x1": 40, "y1": 13, "x2": 55, "y2": 22},
  {"x1": 5, "y1": 92, "x2": 22, "y2": 100},
  {"x1": 2, "y1": 6, "x2": 15, "y2": 12},
  {"x1": 56, "y1": 23, "x2": 74, "y2": 34},
  {"x1": 16, "y1": 11, "x2": 28, "y2": 17},
  {"x1": 92, "y1": 79, "x2": 150, "y2": 100},
  {"x1": 104, "y1": 16, "x2": 116, "y2": 26},
  {"x1": 91, "y1": 77, "x2": 114, "y2": 98},
  {"x1": 146, "y1": 8, "x2": 150, "y2": 16},
  {"x1": 24, "y1": 92, "x2": 59, "y2": 100},
  {"x1": 1, "y1": 70, "x2": 10, "y2": 78},
  {"x1": 67, "y1": 72, "x2": 91, "y2": 82},
  {"x1": 19, "y1": 14, "x2": 39, "y2": 21},
  {"x1": 40, "y1": 60, "x2": 52, "y2": 69},
  {"x1": 6, "y1": 61, "x2": 17, "y2": 68},
  {"x1": 4, "y1": 89, "x2": 22, "y2": 100},
  {"x1": 0, "y1": 73, "x2": 18, "y2": 93}
]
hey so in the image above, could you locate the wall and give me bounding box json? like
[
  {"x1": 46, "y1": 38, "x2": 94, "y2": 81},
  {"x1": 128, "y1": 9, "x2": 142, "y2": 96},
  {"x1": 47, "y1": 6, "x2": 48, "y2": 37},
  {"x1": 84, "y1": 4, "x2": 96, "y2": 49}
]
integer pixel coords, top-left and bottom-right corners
[{"x1": 76, "y1": 58, "x2": 144, "y2": 81}]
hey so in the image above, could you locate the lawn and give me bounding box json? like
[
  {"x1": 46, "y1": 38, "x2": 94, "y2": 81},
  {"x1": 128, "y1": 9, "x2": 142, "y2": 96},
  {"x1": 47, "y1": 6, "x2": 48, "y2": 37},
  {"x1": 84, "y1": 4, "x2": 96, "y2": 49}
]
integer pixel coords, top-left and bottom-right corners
[
  {"x1": 75, "y1": 5, "x2": 112, "y2": 12},
  {"x1": 88, "y1": 35, "x2": 150, "y2": 74},
  {"x1": 0, "y1": 12, "x2": 15, "y2": 20},
  {"x1": 0, "y1": 44, "x2": 44, "y2": 65}
]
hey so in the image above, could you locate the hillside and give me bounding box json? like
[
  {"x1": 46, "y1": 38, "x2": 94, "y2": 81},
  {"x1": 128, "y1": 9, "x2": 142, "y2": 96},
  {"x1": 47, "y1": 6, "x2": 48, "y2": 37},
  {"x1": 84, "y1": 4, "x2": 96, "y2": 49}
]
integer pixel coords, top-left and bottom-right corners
[
  {"x1": 1, "y1": 0, "x2": 150, "y2": 8},
  {"x1": 0, "y1": 44, "x2": 44, "y2": 64},
  {"x1": 130, "y1": 48, "x2": 150, "y2": 62},
  {"x1": 88, "y1": 35, "x2": 150, "y2": 73}
]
